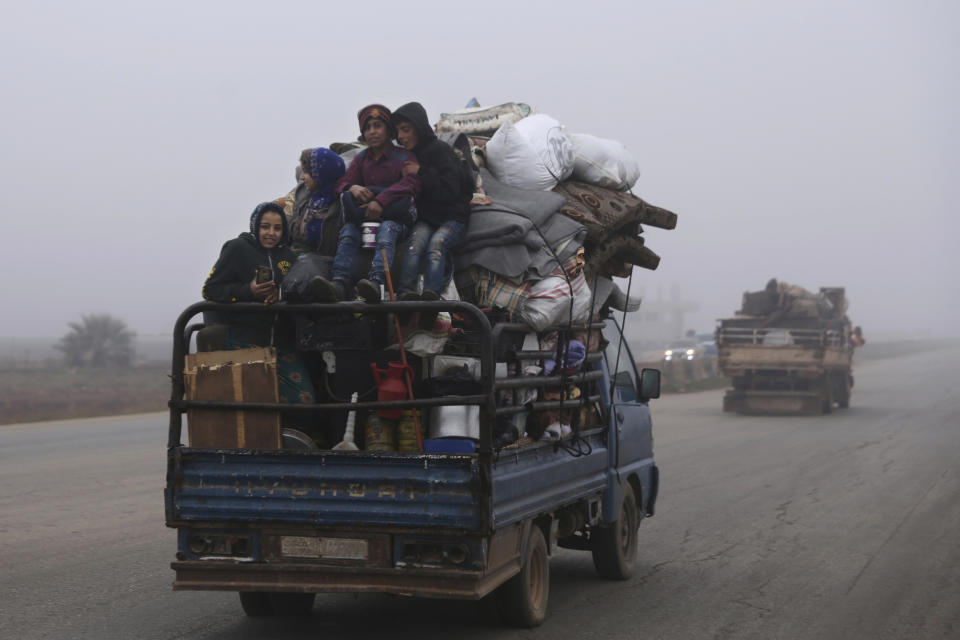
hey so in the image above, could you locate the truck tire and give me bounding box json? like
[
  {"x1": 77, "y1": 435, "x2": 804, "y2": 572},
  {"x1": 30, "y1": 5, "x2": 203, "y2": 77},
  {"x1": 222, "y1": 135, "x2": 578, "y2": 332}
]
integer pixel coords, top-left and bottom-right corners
[
  {"x1": 821, "y1": 376, "x2": 833, "y2": 414},
  {"x1": 496, "y1": 525, "x2": 549, "y2": 628},
  {"x1": 838, "y1": 374, "x2": 851, "y2": 409},
  {"x1": 239, "y1": 592, "x2": 274, "y2": 617},
  {"x1": 269, "y1": 592, "x2": 316, "y2": 616},
  {"x1": 592, "y1": 483, "x2": 639, "y2": 580}
]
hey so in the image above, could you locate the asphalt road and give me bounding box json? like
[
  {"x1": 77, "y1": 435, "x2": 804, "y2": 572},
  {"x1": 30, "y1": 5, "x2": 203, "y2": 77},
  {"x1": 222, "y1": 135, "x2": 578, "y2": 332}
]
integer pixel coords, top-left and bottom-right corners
[{"x1": 1, "y1": 346, "x2": 958, "y2": 639}]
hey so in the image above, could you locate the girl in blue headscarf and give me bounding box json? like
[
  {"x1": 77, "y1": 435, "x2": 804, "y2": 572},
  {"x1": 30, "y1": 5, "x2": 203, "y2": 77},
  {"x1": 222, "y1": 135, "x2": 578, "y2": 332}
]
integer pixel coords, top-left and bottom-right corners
[
  {"x1": 291, "y1": 147, "x2": 346, "y2": 254},
  {"x1": 278, "y1": 147, "x2": 349, "y2": 302}
]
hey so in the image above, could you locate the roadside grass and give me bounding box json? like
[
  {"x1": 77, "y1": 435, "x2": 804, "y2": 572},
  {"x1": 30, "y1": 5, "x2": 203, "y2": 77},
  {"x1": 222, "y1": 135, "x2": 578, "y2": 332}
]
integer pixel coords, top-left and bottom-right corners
[{"x1": 0, "y1": 364, "x2": 169, "y2": 425}]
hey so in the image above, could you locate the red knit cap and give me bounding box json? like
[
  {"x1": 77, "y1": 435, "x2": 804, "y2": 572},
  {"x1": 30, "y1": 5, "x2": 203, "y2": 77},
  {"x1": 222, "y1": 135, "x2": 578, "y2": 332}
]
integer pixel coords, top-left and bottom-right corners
[{"x1": 357, "y1": 104, "x2": 393, "y2": 133}]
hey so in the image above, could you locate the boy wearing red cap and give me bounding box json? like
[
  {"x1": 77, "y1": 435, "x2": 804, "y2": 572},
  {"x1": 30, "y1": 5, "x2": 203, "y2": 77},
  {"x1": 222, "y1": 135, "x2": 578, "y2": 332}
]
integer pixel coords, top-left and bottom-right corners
[{"x1": 312, "y1": 104, "x2": 421, "y2": 302}]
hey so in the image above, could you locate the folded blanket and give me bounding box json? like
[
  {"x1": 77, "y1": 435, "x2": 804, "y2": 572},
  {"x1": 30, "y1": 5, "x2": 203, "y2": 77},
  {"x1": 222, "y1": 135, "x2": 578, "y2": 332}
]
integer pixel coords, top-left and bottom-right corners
[
  {"x1": 455, "y1": 170, "x2": 585, "y2": 281},
  {"x1": 460, "y1": 205, "x2": 537, "y2": 250}
]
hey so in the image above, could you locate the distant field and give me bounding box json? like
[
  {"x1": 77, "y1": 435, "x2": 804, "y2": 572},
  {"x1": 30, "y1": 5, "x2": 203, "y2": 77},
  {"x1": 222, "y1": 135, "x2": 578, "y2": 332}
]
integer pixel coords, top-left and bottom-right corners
[
  {"x1": 2, "y1": 340, "x2": 954, "y2": 426},
  {"x1": 856, "y1": 339, "x2": 959, "y2": 360},
  {"x1": 0, "y1": 365, "x2": 168, "y2": 425}
]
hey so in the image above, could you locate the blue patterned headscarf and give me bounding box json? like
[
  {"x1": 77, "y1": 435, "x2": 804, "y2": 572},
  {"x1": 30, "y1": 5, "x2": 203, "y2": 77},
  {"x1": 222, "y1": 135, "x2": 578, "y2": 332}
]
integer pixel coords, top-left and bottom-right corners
[{"x1": 304, "y1": 147, "x2": 345, "y2": 209}]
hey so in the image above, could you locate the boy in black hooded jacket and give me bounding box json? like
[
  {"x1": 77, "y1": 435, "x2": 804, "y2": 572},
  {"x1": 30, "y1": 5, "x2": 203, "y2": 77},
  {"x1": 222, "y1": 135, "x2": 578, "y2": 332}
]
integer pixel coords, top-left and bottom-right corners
[{"x1": 393, "y1": 102, "x2": 473, "y2": 314}]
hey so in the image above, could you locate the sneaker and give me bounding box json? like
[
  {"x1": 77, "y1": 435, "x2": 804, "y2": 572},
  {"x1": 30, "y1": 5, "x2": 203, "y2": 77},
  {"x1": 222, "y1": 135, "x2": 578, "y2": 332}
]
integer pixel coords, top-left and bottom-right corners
[
  {"x1": 356, "y1": 279, "x2": 381, "y2": 303},
  {"x1": 539, "y1": 422, "x2": 571, "y2": 441},
  {"x1": 418, "y1": 289, "x2": 440, "y2": 330},
  {"x1": 310, "y1": 276, "x2": 343, "y2": 303}
]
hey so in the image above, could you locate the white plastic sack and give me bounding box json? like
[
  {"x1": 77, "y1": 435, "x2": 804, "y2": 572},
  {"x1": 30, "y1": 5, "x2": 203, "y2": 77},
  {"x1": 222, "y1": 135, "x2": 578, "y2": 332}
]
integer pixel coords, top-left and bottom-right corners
[
  {"x1": 520, "y1": 272, "x2": 592, "y2": 331},
  {"x1": 569, "y1": 133, "x2": 640, "y2": 191},
  {"x1": 484, "y1": 114, "x2": 574, "y2": 191}
]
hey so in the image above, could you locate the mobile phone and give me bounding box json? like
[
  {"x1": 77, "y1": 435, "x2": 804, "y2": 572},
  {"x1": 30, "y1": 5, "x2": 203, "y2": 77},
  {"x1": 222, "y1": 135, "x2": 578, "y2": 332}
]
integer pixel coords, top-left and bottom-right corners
[{"x1": 255, "y1": 266, "x2": 272, "y2": 284}]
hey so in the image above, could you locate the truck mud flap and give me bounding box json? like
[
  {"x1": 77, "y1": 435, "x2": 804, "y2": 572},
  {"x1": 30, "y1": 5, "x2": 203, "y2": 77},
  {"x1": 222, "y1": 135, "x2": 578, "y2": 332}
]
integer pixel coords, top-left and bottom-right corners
[{"x1": 723, "y1": 390, "x2": 823, "y2": 415}]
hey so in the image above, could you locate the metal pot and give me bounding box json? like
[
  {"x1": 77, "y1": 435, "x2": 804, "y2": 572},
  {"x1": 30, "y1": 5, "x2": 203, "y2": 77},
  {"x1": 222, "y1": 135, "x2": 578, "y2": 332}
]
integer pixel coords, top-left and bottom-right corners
[{"x1": 429, "y1": 405, "x2": 479, "y2": 440}]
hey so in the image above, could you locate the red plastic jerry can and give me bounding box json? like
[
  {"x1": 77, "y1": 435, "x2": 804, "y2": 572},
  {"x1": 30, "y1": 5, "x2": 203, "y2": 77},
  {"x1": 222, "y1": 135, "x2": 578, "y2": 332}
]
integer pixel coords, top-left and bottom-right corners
[{"x1": 370, "y1": 361, "x2": 412, "y2": 418}]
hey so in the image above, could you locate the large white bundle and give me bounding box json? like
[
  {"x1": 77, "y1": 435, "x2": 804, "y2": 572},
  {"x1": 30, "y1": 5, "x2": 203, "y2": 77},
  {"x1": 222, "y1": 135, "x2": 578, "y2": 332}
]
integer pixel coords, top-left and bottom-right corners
[
  {"x1": 520, "y1": 272, "x2": 592, "y2": 331},
  {"x1": 484, "y1": 114, "x2": 574, "y2": 191},
  {"x1": 569, "y1": 133, "x2": 640, "y2": 191}
]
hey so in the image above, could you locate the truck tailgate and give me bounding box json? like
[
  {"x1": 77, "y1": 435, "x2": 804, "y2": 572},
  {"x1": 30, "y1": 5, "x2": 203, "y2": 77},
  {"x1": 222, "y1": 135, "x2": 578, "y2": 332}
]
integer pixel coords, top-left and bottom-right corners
[
  {"x1": 166, "y1": 448, "x2": 482, "y2": 531},
  {"x1": 719, "y1": 343, "x2": 823, "y2": 373}
]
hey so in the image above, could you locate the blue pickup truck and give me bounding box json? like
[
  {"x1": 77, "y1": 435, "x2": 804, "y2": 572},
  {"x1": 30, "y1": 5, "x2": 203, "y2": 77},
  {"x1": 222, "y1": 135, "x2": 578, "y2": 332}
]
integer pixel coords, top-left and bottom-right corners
[{"x1": 165, "y1": 299, "x2": 660, "y2": 627}]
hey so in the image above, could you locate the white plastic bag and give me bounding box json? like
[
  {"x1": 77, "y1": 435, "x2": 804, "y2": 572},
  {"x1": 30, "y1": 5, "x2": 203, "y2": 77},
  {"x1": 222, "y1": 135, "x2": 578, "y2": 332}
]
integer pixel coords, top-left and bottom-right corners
[
  {"x1": 484, "y1": 114, "x2": 574, "y2": 191},
  {"x1": 569, "y1": 133, "x2": 640, "y2": 191},
  {"x1": 520, "y1": 273, "x2": 592, "y2": 331}
]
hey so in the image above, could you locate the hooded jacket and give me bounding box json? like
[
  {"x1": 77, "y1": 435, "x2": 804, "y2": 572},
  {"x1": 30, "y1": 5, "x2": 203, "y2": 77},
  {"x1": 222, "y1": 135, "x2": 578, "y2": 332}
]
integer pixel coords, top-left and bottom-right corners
[
  {"x1": 393, "y1": 102, "x2": 472, "y2": 227},
  {"x1": 202, "y1": 202, "x2": 297, "y2": 345}
]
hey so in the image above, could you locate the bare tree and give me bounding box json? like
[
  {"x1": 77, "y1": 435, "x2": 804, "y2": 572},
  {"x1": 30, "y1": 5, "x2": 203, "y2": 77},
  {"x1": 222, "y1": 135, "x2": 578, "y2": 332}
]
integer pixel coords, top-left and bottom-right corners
[{"x1": 56, "y1": 314, "x2": 136, "y2": 368}]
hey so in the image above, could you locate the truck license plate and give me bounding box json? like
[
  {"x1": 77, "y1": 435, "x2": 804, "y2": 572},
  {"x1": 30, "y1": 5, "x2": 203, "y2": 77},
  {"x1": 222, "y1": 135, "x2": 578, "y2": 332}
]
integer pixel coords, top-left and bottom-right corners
[{"x1": 281, "y1": 536, "x2": 369, "y2": 560}]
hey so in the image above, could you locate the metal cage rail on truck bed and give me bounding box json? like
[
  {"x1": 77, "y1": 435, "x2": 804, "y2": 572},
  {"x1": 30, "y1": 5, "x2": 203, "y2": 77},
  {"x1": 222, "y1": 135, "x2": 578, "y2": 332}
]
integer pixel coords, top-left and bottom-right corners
[
  {"x1": 717, "y1": 326, "x2": 848, "y2": 348},
  {"x1": 716, "y1": 325, "x2": 852, "y2": 376},
  {"x1": 165, "y1": 300, "x2": 621, "y2": 538}
]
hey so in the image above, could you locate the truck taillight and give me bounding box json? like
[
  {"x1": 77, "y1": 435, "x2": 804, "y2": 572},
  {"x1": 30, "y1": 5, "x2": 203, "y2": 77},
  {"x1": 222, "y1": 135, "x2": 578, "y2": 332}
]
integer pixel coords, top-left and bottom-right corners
[
  {"x1": 400, "y1": 542, "x2": 471, "y2": 567},
  {"x1": 185, "y1": 532, "x2": 252, "y2": 558}
]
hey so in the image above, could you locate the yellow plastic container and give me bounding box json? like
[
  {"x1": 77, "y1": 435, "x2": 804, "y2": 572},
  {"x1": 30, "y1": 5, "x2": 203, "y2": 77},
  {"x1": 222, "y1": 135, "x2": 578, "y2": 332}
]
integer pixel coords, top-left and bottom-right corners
[
  {"x1": 396, "y1": 410, "x2": 420, "y2": 452},
  {"x1": 364, "y1": 414, "x2": 396, "y2": 452}
]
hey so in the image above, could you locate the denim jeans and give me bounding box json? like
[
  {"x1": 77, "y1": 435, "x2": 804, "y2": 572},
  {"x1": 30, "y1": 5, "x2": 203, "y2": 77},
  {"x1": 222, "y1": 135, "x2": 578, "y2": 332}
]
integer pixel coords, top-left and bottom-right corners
[
  {"x1": 398, "y1": 220, "x2": 467, "y2": 295},
  {"x1": 331, "y1": 219, "x2": 408, "y2": 287},
  {"x1": 341, "y1": 190, "x2": 414, "y2": 227}
]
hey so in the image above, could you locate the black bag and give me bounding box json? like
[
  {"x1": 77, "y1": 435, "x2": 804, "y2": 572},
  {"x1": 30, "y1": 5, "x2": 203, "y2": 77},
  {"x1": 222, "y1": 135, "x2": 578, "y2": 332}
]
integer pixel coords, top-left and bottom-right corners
[
  {"x1": 421, "y1": 365, "x2": 483, "y2": 397},
  {"x1": 295, "y1": 313, "x2": 383, "y2": 352},
  {"x1": 741, "y1": 290, "x2": 778, "y2": 316},
  {"x1": 280, "y1": 253, "x2": 333, "y2": 302}
]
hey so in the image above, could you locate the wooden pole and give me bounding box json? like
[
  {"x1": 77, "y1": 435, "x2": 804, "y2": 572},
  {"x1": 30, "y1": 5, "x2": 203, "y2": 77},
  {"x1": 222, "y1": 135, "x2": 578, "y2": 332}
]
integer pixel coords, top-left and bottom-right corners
[{"x1": 380, "y1": 249, "x2": 423, "y2": 451}]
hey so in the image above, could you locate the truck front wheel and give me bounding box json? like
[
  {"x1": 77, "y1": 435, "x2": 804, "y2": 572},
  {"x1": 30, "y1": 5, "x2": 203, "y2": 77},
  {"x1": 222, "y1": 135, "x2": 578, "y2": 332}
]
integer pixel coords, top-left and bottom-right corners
[
  {"x1": 496, "y1": 525, "x2": 549, "y2": 628},
  {"x1": 592, "y1": 483, "x2": 639, "y2": 580}
]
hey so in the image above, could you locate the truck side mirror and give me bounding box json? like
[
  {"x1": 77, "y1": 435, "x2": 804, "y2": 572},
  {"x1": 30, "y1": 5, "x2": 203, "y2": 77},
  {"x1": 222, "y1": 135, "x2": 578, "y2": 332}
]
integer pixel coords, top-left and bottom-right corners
[{"x1": 638, "y1": 368, "x2": 661, "y2": 400}]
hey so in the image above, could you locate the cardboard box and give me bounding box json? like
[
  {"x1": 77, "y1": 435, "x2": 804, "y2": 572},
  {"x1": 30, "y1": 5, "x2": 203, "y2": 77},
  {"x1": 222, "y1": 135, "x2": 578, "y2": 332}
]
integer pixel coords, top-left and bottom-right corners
[{"x1": 183, "y1": 347, "x2": 281, "y2": 449}]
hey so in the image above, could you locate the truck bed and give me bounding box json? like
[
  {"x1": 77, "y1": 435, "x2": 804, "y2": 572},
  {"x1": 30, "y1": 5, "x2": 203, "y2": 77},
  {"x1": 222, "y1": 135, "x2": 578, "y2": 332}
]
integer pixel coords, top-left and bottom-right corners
[{"x1": 166, "y1": 428, "x2": 613, "y2": 534}]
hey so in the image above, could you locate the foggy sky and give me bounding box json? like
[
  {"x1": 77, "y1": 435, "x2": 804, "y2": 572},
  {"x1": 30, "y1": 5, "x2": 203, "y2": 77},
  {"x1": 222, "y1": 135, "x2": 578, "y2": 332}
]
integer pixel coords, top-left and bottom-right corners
[{"x1": 1, "y1": 0, "x2": 956, "y2": 339}]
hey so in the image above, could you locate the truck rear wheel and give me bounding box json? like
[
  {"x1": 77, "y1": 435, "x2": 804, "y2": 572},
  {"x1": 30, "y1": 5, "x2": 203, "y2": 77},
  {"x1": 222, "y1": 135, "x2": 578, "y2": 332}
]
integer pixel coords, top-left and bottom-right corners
[
  {"x1": 838, "y1": 374, "x2": 851, "y2": 409},
  {"x1": 592, "y1": 483, "x2": 639, "y2": 580},
  {"x1": 269, "y1": 592, "x2": 315, "y2": 616},
  {"x1": 496, "y1": 525, "x2": 549, "y2": 628},
  {"x1": 239, "y1": 591, "x2": 274, "y2": 617},
  {"x1": 821, "y1": 377, "x2": 833, "y2": 414}
]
